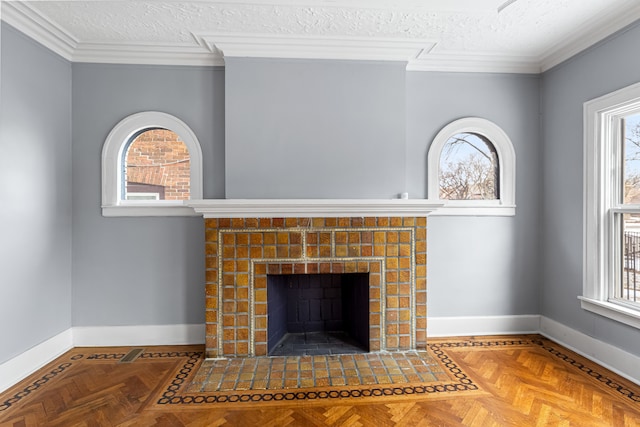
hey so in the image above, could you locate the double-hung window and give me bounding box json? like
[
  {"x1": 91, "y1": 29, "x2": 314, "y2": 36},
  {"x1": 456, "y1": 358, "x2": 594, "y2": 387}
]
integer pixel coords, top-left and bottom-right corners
[{"x1": 582, "y1": 82, "x2": 640, "y2": 329}]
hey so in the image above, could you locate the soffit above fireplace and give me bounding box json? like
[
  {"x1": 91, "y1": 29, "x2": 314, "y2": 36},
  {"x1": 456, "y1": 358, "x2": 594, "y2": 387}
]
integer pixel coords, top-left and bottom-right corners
[{"x1": 187, "y1": 199, "x2": 443, "y2": 218}]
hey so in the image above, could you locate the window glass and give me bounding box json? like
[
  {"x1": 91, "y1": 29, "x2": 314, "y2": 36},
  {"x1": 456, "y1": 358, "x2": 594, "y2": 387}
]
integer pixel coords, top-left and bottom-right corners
[
  {"x1": 620, "y1": 213, "x2": 640, "y2": 304},
  {"x1": 123, "y1": 129, "x2": 191, "y2": 201},
  {"x1": 439, "y1": 132, "x2": 499, "y2": 200},
  {"x1": 618, "y1": 113, "x2": 640, "y2": 307},
  {"x1": 624, "y1": 113, "x2": 640, "y2": 204}
]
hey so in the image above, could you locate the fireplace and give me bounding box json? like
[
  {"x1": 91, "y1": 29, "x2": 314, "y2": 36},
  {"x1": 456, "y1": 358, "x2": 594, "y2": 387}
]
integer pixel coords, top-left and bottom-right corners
[
  {"x1": 267, "y1": 272, "x2": 370, "y2": 355},
  {"x1": 189, "y1": 199, "x2": 440, "y2": 359},
  {"x1": 201, "y1": 217, "x2": 429, "y2": 358}
]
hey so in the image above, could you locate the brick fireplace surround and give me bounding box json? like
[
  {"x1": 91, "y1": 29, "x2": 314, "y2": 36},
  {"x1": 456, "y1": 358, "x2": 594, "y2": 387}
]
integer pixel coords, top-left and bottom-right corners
[{"x1": 190, "y1": 200, "x2": 440, "y2": 359}]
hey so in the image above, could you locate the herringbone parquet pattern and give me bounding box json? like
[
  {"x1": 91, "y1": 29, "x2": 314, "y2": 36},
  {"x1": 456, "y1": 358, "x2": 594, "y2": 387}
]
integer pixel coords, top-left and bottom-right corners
[{"x1": 1, "y1": 336, "x2": 639, "y2": 426}]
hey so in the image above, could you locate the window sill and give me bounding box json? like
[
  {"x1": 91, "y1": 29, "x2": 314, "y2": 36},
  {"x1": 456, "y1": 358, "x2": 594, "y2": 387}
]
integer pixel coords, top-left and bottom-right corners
[
  {"x1": 427, "y1": 204, "x2": 515, "y2": 217},
  {"x1": 579, "y1": 296, "x2": 640, "y2": 330},
  {"x1": 102, "y1": 204, "x2": 198, "y2": 217}
]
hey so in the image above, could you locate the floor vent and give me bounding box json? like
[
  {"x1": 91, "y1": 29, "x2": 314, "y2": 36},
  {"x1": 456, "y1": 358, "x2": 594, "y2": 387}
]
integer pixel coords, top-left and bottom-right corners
[{"x1": 119, "y1": 348, "x2": 145, "y2": 364}]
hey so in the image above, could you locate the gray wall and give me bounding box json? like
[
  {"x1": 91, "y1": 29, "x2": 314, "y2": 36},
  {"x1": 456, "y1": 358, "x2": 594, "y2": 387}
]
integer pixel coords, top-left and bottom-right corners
[
  {"x1": 224, "y1": 58, "x2": 541, "y2": 318},
  {"x1": 406, "y1": 72, "x2": 541, "y2": 317},
  {"x1": 223, "y1": 58, "x2": 541, "y2": 316},
  {"x1": 225, "y1": 58, "x2": 407, "y2": 199},
  {"x1": 71, "y1": 63, "x2": 225, "y2": 326},
  {"x1": 541, "y1": 21, "x2": 640, "y2": 355},
  {"x1": 69, "y1": 58, "x2": 542, "y2": 329},
  {"x1": 14, "y1": 14, "x2": 640, "y2": 364},
  {"x1": 0, "y1": 23, "x2": 72, "y2": 363}
]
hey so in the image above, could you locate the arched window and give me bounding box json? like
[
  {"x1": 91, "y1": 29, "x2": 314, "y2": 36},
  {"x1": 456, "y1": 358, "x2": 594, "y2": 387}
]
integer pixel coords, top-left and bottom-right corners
[
  {"x1": 102, "y1": 112, "x2": 203, "y2": 216},
  {"x1": 427, "y1": 117, "x2": 515, "y2": 216}
]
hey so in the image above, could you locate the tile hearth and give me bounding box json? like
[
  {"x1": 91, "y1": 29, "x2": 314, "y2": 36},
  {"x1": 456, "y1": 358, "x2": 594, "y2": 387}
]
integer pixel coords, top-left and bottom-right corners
[{"x1": 188, "y1": 351, "x2": 444, "y2": 392}]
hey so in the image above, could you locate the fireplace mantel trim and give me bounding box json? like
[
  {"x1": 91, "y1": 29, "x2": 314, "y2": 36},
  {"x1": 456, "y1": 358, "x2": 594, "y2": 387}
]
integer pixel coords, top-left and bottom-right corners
[{"x1": 187, "y1": 199, "x2": 443, "y2": 218}]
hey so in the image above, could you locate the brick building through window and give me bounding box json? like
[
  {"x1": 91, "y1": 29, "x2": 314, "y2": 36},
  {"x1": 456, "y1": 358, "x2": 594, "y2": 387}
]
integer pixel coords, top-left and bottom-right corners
[{"x1": 124, "y1": 129, "x2": 191, "y2": 200}]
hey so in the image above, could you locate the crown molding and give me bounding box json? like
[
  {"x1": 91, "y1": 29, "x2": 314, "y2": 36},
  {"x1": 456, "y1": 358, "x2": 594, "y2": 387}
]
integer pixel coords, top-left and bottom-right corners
[
  {"x1": 1, "y1": 1, "x2": 76, "y2": 61},
  {"x1": 73, "y1": 42, "x2": 223, "y2": 67},
  {"x1": 407, "y1": 52, "x2": 541, "y2": 74},
  {"x1": 539, "y1": 0, "x2": 640, "y2": 72},
  {"x1": 1, "y1": 1, "x2": 222, "y2": 67},
  {"x1": 195, "y1": 0, "x2": 505, "y2": 12},
  {"x1": 3, "y1": 0, "x2": 639, "y2": 73},
  {"x1": 198, "y1": 33, "x2": 435, "y2": 63}
]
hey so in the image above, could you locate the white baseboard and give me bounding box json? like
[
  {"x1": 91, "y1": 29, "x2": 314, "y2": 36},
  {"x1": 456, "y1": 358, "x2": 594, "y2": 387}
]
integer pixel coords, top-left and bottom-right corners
[
  {"x1": 540, "y1": 316, "x2": 640, "y2": 384},
  {"x1": 427, "y1": 315, "x2": 541, "y2": 337},
  {"x1": 0, "y1": 324, "x2": 204, "y2": 394},
  {"x1": 72, "y1": 324, "x2": 205, "y2": 347},
  {"x1": 4, "y1": 318, "x2": 639, "y2": 395},
  {"x1": 0, "y1": 329, "x2": 73, "y2": 394}
]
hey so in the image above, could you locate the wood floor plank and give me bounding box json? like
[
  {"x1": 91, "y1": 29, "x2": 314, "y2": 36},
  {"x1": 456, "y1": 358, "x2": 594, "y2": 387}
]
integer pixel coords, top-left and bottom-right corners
[{"x1": 1, "y1": 337, "x2": 639, "y2": 426}]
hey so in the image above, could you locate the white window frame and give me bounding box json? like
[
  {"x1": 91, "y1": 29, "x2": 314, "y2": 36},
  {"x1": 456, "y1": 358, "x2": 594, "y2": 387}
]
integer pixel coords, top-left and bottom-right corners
[
  {"x1": 101, "y1": 111, "x2": 203, "y2": 217},
  {"x1": 581, "y1": 82, "x2": 640, "y2": 329},
  {"x1": 427, "y1": 117, "x2": 516, "y2": 216}
]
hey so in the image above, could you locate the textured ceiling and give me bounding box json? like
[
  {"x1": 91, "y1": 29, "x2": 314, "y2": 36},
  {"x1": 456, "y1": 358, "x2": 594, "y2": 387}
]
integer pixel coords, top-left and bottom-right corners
[{"x1": 3, "y1": 0, "x2": 640, "y2": 71}]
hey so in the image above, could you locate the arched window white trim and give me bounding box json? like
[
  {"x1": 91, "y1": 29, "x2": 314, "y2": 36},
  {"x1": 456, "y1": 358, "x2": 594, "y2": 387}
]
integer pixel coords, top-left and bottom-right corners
[
  {"x1": 102, "y1": 111, "x2": 203, "y2": 217},
  {"x1": 427, "y1": 117, "x2": 516, "y2": 216}
]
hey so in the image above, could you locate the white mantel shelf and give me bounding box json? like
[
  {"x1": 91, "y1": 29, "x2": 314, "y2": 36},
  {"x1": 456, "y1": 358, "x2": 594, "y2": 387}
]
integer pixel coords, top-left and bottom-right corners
[{"x1": 187, "y1": 199, "x2": 443, "y2": 218}]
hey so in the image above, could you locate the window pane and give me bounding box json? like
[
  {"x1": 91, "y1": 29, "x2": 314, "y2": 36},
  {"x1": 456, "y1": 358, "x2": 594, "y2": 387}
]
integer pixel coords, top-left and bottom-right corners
[
  {"x1": 439, "y1": 132, "x2": 498, "y2": 200},
  {"x1": 620, "y1": 213, "x2": 640, "y2": 304},
  {"x1": 124, "y1": 129, "x2": 191, "y2": 201},
  {"x1": 624, "y1": 113, "x2": 640, "y2": 204},
  {"x1": 126, "y1": 193, "x2": 160, "y2": 201}
]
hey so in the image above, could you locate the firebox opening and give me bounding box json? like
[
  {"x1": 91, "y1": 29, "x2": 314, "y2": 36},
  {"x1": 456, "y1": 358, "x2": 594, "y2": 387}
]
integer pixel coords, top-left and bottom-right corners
[{"x1": 267, "y1": 273, "x2": 369, "y2": 356}]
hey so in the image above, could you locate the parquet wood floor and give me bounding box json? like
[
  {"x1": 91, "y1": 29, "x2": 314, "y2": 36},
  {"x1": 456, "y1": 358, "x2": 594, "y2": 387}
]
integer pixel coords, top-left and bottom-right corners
[{"x1": 1, "y1": 335, "x2": 639, "y2": 426}]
